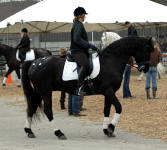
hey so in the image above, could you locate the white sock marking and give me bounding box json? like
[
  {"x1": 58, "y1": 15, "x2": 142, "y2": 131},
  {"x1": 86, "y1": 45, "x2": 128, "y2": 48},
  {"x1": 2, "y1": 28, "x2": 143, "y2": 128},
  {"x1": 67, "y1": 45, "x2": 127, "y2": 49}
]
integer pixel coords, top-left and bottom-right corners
[
  {"x1": 103, "y1": 117, "x2": 110, "y2": 129},
  {"x1": 111, "y1": 113, "x2": 120, "y2": 126},
  {"x1": 25, "y1": 117, "x2": 32, "y2": 129},
  {"x1": 3, "y1": 77, "x2": 7, "y2": 84}
]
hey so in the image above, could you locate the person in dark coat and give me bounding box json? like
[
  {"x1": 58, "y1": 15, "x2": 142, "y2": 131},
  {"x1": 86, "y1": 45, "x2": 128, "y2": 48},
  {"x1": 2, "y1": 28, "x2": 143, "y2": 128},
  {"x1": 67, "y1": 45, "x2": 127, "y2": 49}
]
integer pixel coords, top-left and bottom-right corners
[
  {"x1": 123, "y1": 21, "x2": 138, "y2": 99},
  {"x1": 70, "y1": 7, "x2": 98, "y2": 95},
  {"x1": 125, "y1": 21, "x2": 138, "y2": 36},
  {"x1": 16, "y1": 28, "x2": 30, "y2": 62}
]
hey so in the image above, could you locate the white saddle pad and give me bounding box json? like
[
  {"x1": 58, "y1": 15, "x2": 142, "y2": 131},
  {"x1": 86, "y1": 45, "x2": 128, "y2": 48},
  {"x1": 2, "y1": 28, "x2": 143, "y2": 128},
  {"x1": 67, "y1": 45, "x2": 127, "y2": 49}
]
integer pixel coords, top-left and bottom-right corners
[
  {"x1": 62, "y1": 52, "x2": 100, "y2": 81},
  {"x1": 16, "y1": 49, "x2": 35, "y2": 62}
]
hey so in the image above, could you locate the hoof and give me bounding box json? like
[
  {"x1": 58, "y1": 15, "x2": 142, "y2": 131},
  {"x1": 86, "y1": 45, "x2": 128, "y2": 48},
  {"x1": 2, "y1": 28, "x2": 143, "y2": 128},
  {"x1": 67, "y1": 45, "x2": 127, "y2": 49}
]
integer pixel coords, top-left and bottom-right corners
[
  {"x1": 2, "y1": 83, "x2": 6, "y2": 86},
  {"x1": 17, "y1": 85, "x2": 21, "y2": 88},
  {"x1": 107, "y1": 124, "x2": 116, "y2": 137},
  {"x1": 55, "y1": 130, "x2": 67, "y2": 140},
  {"x1": 28, "y1": 133, "x2": 36, "y2": 138},
  {"x1": 107, "y1": 131, "x2": 116, "y2": 137},
  {"x1": 103, "y1": 129, "x2": 116, "y2": 137},
  {"x1": 24, "y1": 128, "x2": 36, "y2": 138},
  {"x1": 58, "y1": 135, "x2": 67, "y2": 140}
]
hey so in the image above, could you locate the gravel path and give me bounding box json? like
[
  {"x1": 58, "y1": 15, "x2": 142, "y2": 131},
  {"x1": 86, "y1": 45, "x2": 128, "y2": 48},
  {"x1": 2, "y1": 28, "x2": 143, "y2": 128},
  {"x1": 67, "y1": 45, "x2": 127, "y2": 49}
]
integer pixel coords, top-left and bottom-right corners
[{"x1": 0, "y1": 97, "x2": 167, "y2": 150}]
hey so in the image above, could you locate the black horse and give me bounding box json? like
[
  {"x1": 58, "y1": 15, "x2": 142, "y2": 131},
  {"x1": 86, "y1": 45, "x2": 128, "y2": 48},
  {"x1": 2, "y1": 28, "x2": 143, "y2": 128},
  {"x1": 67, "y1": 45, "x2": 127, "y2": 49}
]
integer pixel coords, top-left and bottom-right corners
[
  {"x1": 22, "y1": 36, "x2": 156, "y2": 139},
  {"x1": 0, "y1": 44, "x2": 51, "y2": 86}
]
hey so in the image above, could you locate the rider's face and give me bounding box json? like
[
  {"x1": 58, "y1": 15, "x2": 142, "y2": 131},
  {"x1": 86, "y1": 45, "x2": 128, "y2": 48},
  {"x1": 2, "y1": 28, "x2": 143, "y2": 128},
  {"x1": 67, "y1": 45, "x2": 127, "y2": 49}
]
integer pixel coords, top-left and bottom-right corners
[
  {"x1": 79, "y1": 14, "x2": 86, "y2": 22},
  {"x1": 22, "y1": 32, "x2": 27, "y2": 37},
  {"x1": 125, "y1": 24, "x2": 131, "y2": 28}
]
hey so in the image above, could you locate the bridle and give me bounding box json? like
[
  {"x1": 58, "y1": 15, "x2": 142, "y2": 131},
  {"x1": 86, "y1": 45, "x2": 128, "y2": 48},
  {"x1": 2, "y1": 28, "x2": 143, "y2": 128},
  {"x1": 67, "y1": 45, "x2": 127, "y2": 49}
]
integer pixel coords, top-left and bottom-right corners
[{"x1": 132, "y1": 61, "x2": 150, "y2": 72}]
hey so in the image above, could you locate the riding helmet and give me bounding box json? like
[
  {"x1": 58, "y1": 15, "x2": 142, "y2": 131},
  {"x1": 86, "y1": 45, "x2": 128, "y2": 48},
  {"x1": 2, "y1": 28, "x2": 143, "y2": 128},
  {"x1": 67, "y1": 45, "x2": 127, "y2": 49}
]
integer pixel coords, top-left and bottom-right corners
[
  {"x1": 21, "y1": 28, "x2": 28, "y2": 33},
  {"x1": 74, "y1": 7, "x2": 88, "y2": 16}
]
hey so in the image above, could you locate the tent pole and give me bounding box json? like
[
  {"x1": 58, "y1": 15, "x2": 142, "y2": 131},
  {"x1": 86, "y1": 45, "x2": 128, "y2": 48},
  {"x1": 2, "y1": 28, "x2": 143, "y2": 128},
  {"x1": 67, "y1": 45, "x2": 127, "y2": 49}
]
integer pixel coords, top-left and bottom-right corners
[
  {"x1": 158, "y1": 26, "x2": 160, "y2": 41},
  {"x1": 7, "y1": 23, "x2": 9, "y2": 45},
  {"x1": 92, "y1": 32, "x2": 94, "y2": 44},
  {"x1": 155, "y1": 25, "x2": 160, "y2": 41},
  {"x1": 45, "y1": 32, "x2": 47, "y2": 49},
  {"x1": 142, "y1": 28, "x2": 145, "y2": 36},
  {"x1": 20, "y1": 20, "x2": 23, "y2": 36}
]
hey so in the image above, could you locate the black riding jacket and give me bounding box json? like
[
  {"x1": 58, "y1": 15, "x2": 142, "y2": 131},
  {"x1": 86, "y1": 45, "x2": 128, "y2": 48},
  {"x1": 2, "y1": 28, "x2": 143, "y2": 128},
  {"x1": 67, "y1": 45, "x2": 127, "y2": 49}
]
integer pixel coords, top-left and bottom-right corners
[
  {"x1": 16, "y1": 35, "x2": 30, "y2": 50},
  {"x1": 128, "y1": 25, "x2": 138, "y2": 36},
  {"x1": 70, "y1": 21, "x2": 91, "y2": 53}
]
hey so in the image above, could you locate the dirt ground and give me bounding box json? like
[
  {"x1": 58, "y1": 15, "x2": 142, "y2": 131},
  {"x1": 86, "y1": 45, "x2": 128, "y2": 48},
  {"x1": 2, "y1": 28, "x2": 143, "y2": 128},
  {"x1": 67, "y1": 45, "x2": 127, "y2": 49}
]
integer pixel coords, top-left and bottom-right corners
[{"x1": 0, "y1": 75, "x2": 167, "y2": 143}]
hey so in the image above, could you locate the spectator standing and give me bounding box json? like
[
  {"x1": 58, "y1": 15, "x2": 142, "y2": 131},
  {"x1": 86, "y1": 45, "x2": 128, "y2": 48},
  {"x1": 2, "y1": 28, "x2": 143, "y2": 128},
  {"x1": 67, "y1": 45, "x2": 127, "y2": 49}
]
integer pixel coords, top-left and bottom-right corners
[
  {"x1": 123, "y1": 21, "x2": 138, "y2": 99},
  {"x1": 59, "y1": 47, "x2": 67, "y2": 109},
  {"x1": 68, "y1": 94, "x2": 83, "y2": 116},
  {"x1": 145, "y1": 43, "x2": 161, "y2": 99}
]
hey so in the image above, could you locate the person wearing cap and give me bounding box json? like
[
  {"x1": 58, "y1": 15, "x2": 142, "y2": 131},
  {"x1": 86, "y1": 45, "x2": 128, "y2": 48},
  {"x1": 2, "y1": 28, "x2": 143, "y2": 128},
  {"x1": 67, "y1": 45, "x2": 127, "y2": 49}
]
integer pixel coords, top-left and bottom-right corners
[
  {"x1": 70, "y1": 7, "x2": 98, "y2": 95},
  {"x1": 16, "y1": 28, "x2": 30, "y2": 62},
  {"x1": 125, "y1": 21, "x2": 138, "y2": 36}
]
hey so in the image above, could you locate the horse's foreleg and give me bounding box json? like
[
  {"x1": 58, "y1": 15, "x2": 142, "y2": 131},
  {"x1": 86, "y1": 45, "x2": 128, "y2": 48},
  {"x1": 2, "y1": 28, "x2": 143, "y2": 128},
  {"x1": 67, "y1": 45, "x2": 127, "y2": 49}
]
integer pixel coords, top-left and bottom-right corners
[
  {"x1": 103, "y1": 88, "x2": 122, "y2": 137},
  {"x1": 2, "y1": 68, "x2": 13, "y2": 86},
  {"x1": 15, "y1": 68, "x2": 21, "y2": 87},
  {"x1": 43, "y1": 92, "x2": 67, "y2": 140}
]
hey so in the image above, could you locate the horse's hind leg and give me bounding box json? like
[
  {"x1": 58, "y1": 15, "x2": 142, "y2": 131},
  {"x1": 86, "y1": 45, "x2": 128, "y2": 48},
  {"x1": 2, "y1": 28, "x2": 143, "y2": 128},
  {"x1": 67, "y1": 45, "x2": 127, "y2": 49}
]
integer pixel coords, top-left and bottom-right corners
[
  {"x1": 42, "y1": 92, "x2": 67, "y2": 140},
  {"x1": 24, "y1": 93, "x2": 42, "y2": 138},
  {"x1": 24, "y1": 117, "x2": 36, "y2": 138},
  {"x1": 15, "y1": 68, "x2": 21, "y2": 87},
  {"x1": 103, "y1": 88, "x2": 122, "y2": 137},
  {"x1": 2, "y1": 68, "x2": 13, "y2": 86}
]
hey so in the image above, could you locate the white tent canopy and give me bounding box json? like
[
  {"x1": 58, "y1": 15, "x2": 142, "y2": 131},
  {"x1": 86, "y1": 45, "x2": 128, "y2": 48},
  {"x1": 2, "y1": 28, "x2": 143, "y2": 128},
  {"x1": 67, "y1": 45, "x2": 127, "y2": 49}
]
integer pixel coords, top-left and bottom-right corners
[{"x1": 0, "y1": 0, "x2": 167, "y2": 28}]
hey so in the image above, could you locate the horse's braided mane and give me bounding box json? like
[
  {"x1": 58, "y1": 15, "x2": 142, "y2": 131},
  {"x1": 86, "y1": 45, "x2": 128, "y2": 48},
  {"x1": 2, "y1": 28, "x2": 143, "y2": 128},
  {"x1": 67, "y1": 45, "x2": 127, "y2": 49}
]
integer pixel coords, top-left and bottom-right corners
[{"x1": 101, "y1": 36, "x2": 147, "y2": 56}]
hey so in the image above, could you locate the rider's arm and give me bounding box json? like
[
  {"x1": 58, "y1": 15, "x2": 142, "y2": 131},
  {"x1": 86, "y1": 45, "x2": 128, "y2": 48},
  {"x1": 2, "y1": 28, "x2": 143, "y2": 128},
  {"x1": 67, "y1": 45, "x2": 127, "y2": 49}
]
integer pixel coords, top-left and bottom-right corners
[
  {"x1": 16, "y1": 38, "x2": 24, "y2": 49},
  {"x1": 19, "y1": 37, "x2": 30, "y2": 48},
  {"x1": 73, "y1": 23, "x2": 91, "y2": 49}
]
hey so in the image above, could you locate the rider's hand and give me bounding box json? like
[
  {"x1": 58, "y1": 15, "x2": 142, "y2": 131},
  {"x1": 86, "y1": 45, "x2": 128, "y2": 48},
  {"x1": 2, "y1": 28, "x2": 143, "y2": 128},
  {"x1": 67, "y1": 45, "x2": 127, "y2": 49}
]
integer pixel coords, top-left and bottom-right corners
[{"x1": 90, "y1": 44, "x2": 98, "y2": 51}]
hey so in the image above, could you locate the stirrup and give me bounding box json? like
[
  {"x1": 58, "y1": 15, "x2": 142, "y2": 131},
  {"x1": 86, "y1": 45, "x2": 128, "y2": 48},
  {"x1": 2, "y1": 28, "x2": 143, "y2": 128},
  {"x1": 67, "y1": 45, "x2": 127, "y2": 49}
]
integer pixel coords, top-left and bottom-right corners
[{"x1": 77, "y1": 86, "x2": 86, "y2": 96}]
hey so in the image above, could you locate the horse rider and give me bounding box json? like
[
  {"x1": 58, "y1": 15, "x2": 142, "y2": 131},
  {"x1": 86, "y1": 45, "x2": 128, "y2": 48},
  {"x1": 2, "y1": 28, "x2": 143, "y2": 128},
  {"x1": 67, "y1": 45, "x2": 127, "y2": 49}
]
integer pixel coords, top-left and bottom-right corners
[
  {"x1": 125, "y1": 21, "x2": 138, "y2": 36},
  {"x1": 70, "y1": 7, "x2": 98, "y2": 95},
  {"x1": 16, "y1": 28, "x2": 30, "y2": 62}
]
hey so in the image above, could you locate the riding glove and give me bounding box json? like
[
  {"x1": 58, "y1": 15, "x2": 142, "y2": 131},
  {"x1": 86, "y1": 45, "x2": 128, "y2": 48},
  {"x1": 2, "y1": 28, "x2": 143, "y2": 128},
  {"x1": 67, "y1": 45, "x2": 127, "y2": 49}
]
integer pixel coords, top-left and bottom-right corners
[{"x1": 90, "y1": 44, "x2": 98, "y2": 51}]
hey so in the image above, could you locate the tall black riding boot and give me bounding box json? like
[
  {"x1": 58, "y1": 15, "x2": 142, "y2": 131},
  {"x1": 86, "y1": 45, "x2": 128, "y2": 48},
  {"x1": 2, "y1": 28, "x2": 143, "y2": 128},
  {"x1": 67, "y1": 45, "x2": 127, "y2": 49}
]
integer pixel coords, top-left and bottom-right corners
[
  {"x1": 19, "y1": 52, "x2": 26, "y2": 63},
  {"x1": 145, "y1": 88, "x2": 151, "y2": 99},
  {"x1": 152, "y1": 88, "x2": 157, "y2": 99},
  {"x1": 77, "y1": 66, "x2": 87, "y2": 96}
]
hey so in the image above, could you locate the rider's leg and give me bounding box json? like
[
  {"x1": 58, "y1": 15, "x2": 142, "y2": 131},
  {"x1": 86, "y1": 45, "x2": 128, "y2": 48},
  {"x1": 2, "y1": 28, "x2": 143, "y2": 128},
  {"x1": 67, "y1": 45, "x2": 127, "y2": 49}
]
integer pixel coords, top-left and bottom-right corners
[
  {"x1": 77, "y1": 65, "x2": 87, "y2": 95},
  {"x1": 19, "y1": 48, "x2": 26, "y2": 62},
  {"x1": 71, "y1": 51, "x2": 89, "y2": 95}
]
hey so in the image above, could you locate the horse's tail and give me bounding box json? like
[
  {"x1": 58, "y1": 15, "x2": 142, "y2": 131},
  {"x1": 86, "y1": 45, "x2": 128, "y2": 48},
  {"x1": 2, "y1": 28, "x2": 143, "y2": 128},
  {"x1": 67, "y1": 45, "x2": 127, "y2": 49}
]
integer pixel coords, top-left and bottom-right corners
[{"x1": 22, "y1": 61, "x2": 42, "y2": 118}]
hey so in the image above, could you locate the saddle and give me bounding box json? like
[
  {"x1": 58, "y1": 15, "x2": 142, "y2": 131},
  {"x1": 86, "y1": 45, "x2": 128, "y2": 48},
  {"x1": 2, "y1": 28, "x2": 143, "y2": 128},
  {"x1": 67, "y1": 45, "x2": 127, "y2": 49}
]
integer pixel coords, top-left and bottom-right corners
[
  {"x1": 63, "y1": 51, "x2": 100, "y2": 81},
  {"x1": 66, "y1": 51, "x2": 93, "y2": 75},
  {"x1": 16, "y1": 49, "x2": 35, "y2": 62},
  {"x1": 62, "y1": 51, "x2": 100, "y2": 94}
]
